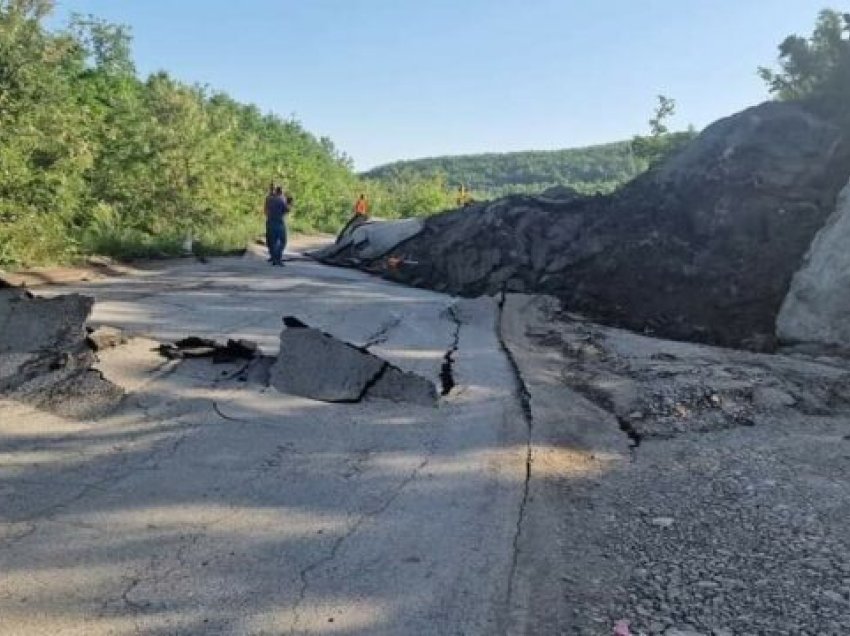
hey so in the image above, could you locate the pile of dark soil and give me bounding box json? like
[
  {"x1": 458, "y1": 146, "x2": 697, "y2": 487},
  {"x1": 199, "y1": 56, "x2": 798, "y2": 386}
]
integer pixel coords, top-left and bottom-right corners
[{"x1": 321, "y1": 102, "x2": 850, "y2": 350}]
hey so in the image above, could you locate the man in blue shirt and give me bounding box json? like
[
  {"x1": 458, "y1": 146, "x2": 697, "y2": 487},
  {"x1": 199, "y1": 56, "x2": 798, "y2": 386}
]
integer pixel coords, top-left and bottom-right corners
[{"x1": 265, "y1": 186, "x2": 289, "y2": 266}]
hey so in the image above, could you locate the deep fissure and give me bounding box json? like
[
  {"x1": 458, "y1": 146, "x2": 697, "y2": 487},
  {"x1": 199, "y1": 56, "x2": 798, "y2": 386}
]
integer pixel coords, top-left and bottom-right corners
[
  {"x1": 497, "y1": 291, "x2": 534, "y2": 614},
  {"x1": 617, "y1": 416, "x2": 643, "y2": 460},
  {"x1": 440, "y1": 305, "x2": 462, "y2": 396}
]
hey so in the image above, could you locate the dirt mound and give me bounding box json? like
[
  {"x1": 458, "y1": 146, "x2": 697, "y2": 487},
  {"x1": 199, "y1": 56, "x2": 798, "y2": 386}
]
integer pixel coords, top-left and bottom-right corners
[
  {"x1": 0, "y1": 289, "x2": 124, "y2": 417},
  {"x1": 319, "y1": 102, "x2": 850, "y2": 349}
]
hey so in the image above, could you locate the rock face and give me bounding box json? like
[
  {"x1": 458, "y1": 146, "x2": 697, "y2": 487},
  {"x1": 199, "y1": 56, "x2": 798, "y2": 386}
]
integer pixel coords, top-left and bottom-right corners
[
  {"x1": 777, "y1": 178, "x2": 850, "y2": 351},
  {"x1": 319, "y1": 102, "x2": 850, "y2": 349},
  {"x1": 0, "y1": 289, "x2": 124, "y2": 417},
  {"x1": 270, "y1": 319, "x2": 437, "y2": 405}
]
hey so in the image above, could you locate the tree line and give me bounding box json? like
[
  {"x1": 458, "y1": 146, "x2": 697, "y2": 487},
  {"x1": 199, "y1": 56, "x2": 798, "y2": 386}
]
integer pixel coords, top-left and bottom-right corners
[
  {"x1": 0, "y1": 0, "x2": 454, "y2": 266},
  {"x1": 363, "y1": 141, "x2": 648, "y2": 200}
]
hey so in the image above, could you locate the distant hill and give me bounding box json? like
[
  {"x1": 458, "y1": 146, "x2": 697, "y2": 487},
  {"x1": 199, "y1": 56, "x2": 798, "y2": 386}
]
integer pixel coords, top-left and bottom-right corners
[{"x1": 362, "y1": 141, "x2": 646, "y2": 198}]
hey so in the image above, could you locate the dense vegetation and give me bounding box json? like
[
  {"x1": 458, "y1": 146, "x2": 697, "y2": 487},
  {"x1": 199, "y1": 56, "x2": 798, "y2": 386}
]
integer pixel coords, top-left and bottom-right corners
[{"x1": 0, "y1": 0, "x2": 455, "y2": 267}]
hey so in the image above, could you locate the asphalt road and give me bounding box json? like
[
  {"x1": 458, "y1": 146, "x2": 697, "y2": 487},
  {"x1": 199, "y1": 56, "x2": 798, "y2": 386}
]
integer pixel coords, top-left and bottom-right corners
[
  {"x1": 8, "y1": 251, "x2": 846, "y2": 635},
  {"x1": 0, "y1": 250, "x2": 530, "y2": 635}
]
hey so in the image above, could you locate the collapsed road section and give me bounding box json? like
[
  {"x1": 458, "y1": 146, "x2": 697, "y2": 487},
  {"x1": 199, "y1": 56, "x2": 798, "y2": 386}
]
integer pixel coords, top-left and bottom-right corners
[
  {"x1": 0, "y1": 288, "x2": 124, "y2": 418},
  {"x1": 270, "y1": 316, "x2": 438, "y2": 405}
]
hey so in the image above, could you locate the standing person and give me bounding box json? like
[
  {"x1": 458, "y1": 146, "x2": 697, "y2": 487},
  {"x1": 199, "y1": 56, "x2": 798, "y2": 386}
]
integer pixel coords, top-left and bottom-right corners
[
  {"x1": 335, "y1": 193, "x2": 370, "y2": 244},
  {"x1": 264, "y1": 183, "x2": 276, "y2": 262},
  {"x1": 266, "y1": 186, "x2": 289, "y2": 267},
  {"x1": 354, "y1": 193, "x2": 369, "y2": 217}
]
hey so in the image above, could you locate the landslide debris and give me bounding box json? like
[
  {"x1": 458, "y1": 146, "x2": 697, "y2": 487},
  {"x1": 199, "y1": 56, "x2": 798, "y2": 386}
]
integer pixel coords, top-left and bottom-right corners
[
  {"x1": 157, "y1": 336, "x2": 259, "y2": 363},
  {"x1": 317, "y1": 102, "x2": 850, "y2": 350},
  {"x1": 269, "y1": 316, "x2": 437, "y2": 405},
  {"x1": 529, "y1": 300, "x2": 850, "y2": 441},
  {"x1": 0, "y1": 289, "x2": 124, "y2": 418}
]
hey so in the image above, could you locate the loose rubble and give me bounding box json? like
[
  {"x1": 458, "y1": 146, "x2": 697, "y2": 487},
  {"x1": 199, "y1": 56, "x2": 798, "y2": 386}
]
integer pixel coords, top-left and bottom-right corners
[
  {"x1": 534, "y1": 304, "x2": 850, "y2": 441},
  {"x1": 86, "y1": 325, "x2": 128, "y2": 351},
  {"x1": 501, "y1": 294, "x2": 850, "y2": 635},
  {"x1": 157, "y1": 336, "x2": 259, "y2": 363}
]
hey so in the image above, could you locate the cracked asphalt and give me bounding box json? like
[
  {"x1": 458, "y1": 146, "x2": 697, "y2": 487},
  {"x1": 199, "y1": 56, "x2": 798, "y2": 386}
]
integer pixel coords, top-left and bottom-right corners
[
  {"x1": 0, "y1": 249, "x2": 528, "y2": 634},
  {"x1": 7, "y1": 252, "x2": 849, "y2": 635}
]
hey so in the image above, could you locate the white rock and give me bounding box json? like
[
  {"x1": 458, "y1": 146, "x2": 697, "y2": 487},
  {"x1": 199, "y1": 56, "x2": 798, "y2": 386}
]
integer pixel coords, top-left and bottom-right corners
[{"x1": 778, "y1": 178, "x2": 850, "y2": 350}]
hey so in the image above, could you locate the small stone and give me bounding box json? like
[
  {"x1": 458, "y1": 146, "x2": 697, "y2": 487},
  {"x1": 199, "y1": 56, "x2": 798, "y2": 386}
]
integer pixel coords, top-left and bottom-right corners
[
  {"x1": 651, "y1": 517, "x2": 675, "y2": 529},
  {"x1": 86, "y1": 325, "x2": 127, "y2": 351}
]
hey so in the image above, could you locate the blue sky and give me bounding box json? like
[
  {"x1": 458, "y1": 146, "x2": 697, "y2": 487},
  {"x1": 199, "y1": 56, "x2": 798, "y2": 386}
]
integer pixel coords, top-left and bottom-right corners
[{"x1": 51, "y1": 0, "x2": 828, "y2": 169}]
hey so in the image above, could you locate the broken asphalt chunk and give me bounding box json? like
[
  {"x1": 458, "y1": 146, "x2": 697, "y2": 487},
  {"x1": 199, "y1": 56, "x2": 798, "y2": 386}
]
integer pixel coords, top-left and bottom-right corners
[{"x1": 270, "y1": 319, "x2": 437, "y2": 405}]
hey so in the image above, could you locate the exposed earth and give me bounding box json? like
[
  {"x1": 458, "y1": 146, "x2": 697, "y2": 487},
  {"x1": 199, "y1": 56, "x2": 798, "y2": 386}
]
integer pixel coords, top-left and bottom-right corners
[
  {"x1": 317, "y1": 102, "x2": 850, "y2": 351},
  {"x1": 2, "y1": 245, "x2": 850, "y2": 635}
]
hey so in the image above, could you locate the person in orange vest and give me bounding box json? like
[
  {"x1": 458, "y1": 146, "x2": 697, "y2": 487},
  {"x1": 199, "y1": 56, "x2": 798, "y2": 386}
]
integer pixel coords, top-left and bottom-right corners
[
  {"x1": 354, "y1": 193, "x2": 369, "y2": 217},
  {"x1": 336, "y1": 193, "x2": 371, "y2": 244}
]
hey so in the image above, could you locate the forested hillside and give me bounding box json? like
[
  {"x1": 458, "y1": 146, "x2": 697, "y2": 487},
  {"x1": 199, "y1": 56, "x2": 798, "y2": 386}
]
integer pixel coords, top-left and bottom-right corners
[{"x1": 362, "y1": 142, "x2": 646, "y2": 198}]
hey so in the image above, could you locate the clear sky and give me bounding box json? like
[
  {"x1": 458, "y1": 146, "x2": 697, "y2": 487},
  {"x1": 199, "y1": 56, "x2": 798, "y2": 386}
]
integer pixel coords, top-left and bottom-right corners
[{"x1": 50, "y1": 0, "x2": 828, "y2": 170}]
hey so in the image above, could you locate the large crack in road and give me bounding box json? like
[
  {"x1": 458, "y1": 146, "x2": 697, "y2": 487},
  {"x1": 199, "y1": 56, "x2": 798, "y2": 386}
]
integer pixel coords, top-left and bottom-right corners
[{"x1": 496, "y1": 292, "x2": 535, "y2": 621}]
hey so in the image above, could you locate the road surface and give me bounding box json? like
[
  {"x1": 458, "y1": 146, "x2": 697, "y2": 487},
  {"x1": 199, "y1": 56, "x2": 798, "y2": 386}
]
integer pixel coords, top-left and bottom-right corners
[
  {"x1": 6, "y1": 250, "x2": 850, "y2": 635},
  {"x1": 0, "y1": 249, "x2": 531, "y2": 635}
]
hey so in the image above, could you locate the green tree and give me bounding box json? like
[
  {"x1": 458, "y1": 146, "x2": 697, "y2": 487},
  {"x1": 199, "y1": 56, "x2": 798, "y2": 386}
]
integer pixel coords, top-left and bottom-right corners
[
  {"x1": 0, "y1": 0, "x2": 93, "y2": 264},
  {"x1": 759, "y1": 9, "x2": 850, "y2": 121},
  {"x1": 648, "y1": 95, "x2": 676, "y2": 136},
  {"x1": 631, "y1": 95, "x2": 696, "y2": 168}
]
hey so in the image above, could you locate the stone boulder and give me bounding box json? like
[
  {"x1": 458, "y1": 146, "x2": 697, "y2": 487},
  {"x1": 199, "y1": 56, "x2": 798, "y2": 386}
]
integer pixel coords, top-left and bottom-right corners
[
  {"x1": 777, "y1": 178, "x2": 850, "y2": 351},
  {"x1": 318, "y1": 102, "x2": 850, "y2": 349}
]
